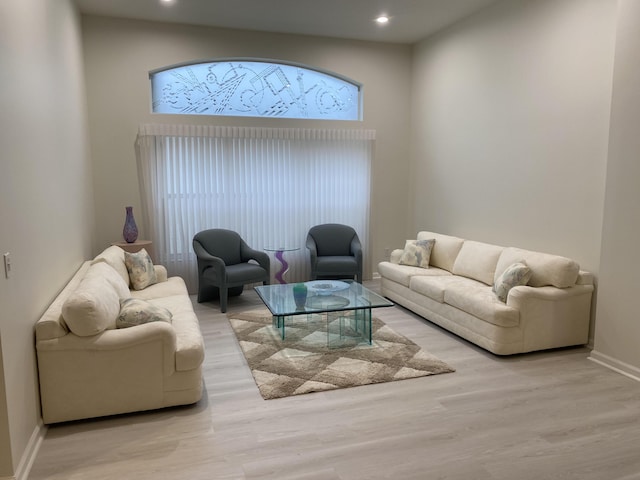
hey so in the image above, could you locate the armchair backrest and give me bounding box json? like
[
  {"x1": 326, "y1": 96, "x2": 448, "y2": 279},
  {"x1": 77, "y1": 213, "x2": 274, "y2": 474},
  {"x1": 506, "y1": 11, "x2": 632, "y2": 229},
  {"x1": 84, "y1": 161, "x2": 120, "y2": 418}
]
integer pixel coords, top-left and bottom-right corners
[
  {"x1": 308, "y1": 224, "x2": 357, "y2": 256},
  {"x1": 193, "y1": 229, "x2": 243, "y2": 265}
]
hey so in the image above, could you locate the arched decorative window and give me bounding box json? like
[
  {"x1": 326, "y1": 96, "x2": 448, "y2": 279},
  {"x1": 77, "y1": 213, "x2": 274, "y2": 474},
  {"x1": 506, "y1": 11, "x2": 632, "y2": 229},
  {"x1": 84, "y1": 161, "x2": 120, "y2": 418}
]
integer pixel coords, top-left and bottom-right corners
[{"x1": 150, "y1": 58, "x2": 362, "y2": 121}]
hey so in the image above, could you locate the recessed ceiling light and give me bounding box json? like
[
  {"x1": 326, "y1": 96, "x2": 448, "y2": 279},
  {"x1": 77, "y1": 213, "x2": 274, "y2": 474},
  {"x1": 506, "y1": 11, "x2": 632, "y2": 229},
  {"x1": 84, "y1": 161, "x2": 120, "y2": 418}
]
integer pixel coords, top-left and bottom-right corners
[
  {"x1": 375, "y1": 15, "x2": 390, "y2": 25},
  {"x1": 160, "y1": 0, "x2": 176, "y2": 5}
]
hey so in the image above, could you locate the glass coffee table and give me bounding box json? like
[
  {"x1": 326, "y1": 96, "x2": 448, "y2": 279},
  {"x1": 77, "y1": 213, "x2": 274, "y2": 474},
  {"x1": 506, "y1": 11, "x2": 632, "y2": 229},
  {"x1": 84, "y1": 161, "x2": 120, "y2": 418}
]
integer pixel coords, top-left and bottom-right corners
[{"x1": 255, "y1": 280, "x2": 394, "y2": 348}]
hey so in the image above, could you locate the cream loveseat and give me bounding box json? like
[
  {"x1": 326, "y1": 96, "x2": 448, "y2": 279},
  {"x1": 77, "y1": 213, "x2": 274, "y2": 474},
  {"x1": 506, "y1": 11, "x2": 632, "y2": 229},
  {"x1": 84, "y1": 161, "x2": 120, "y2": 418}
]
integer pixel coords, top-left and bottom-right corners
[
  {"x1": 378, "y1": 231, "x2": 594, "y2": 355},
  {"x1": 35, "y1": 246, "x2": 205, "y2": 424}
]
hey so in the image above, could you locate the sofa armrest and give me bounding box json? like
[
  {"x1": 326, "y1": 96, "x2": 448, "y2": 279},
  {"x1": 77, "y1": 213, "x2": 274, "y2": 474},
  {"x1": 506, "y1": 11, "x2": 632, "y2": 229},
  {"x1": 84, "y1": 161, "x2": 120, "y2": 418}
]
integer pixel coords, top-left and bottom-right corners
[
  {"x1": 507, "y1": 284, "x2": 593, "y2": 303},
  {"x1": 576, "y1": 270, "x2": 594, "y2": 286},
  {"x1": 154, "y1": 264, "x2": 168, "y2": 283},
  {"x1": 37, "y1": 321, "x2": 177, "y2": 376},
  {"x1": 390, "y1": 248, "x2": 404, "y2": 264},
  {"x1": 36, "y1": 321, "x2": 182, "y2": 423},
  {"x1": 507, "y1": 284, "x2": 594, "y2": 352}
]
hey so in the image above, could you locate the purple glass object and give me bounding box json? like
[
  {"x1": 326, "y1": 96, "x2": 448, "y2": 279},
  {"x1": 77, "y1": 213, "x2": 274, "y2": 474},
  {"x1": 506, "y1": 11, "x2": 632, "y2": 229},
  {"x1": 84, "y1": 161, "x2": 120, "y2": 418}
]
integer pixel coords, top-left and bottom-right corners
[
  {"x1": 274, "y1": 250, "x2": 289, "y2": 284},
  {"x1": 122, "y1": 206, "x2": 139, "y2": 243}
]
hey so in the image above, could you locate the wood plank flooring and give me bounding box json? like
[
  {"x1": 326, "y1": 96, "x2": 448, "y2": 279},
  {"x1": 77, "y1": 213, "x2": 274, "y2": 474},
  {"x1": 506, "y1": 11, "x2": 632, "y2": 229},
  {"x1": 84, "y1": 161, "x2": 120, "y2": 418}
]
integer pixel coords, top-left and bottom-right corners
[{"x1": 28, "y1": 281, "x2": 640, "y2": 480}]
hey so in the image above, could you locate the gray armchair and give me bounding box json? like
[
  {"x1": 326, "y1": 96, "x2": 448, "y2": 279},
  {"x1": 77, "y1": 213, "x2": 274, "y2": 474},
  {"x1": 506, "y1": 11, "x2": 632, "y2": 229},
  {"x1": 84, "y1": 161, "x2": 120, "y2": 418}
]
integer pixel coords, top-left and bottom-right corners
[
  {"x1": 193, "y1": 229, "x2": 270, "y2": 312},
  {"x1": 306, "y1": 223, "x2": 363, "y2": 283}
]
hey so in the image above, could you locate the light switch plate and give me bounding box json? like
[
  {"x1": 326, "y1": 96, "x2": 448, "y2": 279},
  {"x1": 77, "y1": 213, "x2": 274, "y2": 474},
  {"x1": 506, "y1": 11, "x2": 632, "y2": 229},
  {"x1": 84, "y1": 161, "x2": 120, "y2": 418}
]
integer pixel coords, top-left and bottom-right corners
[{"x1": 3, "y1": 253, "x2": 11, "y2": 279}]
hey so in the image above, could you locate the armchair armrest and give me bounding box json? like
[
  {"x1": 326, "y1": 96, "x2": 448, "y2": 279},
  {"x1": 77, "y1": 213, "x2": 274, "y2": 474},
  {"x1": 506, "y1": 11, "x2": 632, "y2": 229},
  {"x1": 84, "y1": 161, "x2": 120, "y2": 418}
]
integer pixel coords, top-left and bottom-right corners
[
  {"x1": 193, "y1": 241, "x2": 227, "y2": 279},
  {"x1": 306, "y1": 235, "x2": 318, "y2": 264},
  {"x1": 350, "y1": 236, "x2": 363, "y2": 262},
  {"x1": 240, "y1": 243, "x2": 270, "y2": 271}
]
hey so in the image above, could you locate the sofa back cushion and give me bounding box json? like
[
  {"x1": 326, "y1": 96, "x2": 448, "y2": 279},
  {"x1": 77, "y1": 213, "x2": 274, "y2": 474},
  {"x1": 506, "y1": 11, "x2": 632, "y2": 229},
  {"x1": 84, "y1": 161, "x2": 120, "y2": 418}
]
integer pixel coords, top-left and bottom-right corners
[
  {"x1": 452, "y1": 241, "x2": 504, "y2": 285},
  {"x1": 91, "y1": 245, "x2": 130, "y2": 287},
  {"x1": 36, "y1": 262, "x2": 93, "y2": 341},
  {"x1": 494, "y1": 247, "x2": 579, "y2": 288},
  {"x1": 417, "y1": 231, "x2": 465, "y2": 272},
  {"x1": 62, "y1": 273, "x2": 120, "y2": 337},
  {"x1": 84, "y1": 261, "x2": 130, "y2": 299}
]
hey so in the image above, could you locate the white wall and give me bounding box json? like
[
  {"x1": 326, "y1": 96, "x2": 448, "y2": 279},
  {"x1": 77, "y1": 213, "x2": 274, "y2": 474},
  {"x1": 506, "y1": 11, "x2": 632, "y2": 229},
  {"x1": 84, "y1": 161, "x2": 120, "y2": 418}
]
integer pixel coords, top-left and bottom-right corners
[
  {"x1": 410, "y1": 0, "x2": 617, "y2": 277},
  {"x1": 81, "y1": 16, "x2": 413, "y2": 278},
  {"x1": 0, "y1": 0, "x2": 93, "y2": 477},
  {"x1": 590, "y1": 0, "x2": 640, "y2": 378}
]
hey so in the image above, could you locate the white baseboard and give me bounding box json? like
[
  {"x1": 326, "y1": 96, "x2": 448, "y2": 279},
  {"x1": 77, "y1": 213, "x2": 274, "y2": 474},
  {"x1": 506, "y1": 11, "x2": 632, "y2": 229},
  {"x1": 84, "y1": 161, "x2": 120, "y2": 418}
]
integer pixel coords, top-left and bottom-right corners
[
  {"x1": 589, "y1": 350, "x2": 640, "y2": 383},
  {"x1": 372, "y1": 272, "x2": 381, "y2": 280},
  {"x1": 12, "y1": 422, "x2": 46, "y2": 480}
]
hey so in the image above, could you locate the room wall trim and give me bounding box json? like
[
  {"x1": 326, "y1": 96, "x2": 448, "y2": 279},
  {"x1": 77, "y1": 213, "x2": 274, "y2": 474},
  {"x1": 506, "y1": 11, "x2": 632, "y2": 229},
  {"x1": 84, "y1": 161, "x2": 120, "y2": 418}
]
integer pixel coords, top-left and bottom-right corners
[
  {"x1": 12, "y1": 422, "x2": 46, "y2": 480},
  {"x1": 589, "y1": 350, "x2": 640, "y2": 383}
]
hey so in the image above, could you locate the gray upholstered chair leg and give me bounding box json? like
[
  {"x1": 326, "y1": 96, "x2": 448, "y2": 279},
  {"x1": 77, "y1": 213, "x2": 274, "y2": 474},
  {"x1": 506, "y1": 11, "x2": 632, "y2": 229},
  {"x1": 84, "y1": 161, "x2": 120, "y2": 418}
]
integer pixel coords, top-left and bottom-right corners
[
  {"x1": 197, "y1": 283, "x2": 218, "y2": 303},
  {"x1": 220, "y1": 287, "x2": 228, "y2": 313}
]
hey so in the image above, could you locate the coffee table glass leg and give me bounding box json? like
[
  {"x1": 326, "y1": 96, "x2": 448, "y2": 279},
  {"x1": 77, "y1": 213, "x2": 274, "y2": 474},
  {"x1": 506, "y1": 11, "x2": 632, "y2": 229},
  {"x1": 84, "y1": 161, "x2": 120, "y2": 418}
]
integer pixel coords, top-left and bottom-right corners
[
  {"x1": 365, "y1": 308, "x2": 372, "y2": 344},
  {"x1": 354, "y1": 308, "x2": 372, "y2": 344},
  {"x1": 273, "y1": 315, "x2": 286, "y2": 339}
]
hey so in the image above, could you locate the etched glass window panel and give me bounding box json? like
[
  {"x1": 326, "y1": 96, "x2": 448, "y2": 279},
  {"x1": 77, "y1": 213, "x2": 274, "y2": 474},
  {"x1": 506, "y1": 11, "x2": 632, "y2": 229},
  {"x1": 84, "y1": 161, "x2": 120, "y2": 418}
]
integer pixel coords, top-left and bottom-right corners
[{"x1": 150, "y1": 59, "x2": 361, "y2": 121}]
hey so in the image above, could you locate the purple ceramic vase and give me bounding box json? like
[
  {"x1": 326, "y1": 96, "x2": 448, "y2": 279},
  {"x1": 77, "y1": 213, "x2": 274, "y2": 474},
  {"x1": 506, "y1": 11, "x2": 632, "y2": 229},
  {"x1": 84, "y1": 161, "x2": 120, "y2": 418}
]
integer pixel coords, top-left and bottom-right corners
[{"x1": 122, "y1": 206, "x2": 139, "y2": 243}]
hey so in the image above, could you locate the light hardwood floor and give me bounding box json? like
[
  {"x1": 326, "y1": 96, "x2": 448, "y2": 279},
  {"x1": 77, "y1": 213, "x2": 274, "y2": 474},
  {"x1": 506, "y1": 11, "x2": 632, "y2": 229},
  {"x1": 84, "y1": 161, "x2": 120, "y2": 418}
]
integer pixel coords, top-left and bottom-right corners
[{"x1": 29, "y1": 281, "x2": 640, "y2": 480}]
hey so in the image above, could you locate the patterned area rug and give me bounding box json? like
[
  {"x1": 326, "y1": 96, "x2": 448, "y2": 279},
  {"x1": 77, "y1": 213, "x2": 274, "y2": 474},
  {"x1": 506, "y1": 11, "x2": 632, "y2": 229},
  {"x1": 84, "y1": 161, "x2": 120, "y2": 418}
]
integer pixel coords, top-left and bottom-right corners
[{"x1": 228, "y1": 308, "x2": 455, "y2": 400}]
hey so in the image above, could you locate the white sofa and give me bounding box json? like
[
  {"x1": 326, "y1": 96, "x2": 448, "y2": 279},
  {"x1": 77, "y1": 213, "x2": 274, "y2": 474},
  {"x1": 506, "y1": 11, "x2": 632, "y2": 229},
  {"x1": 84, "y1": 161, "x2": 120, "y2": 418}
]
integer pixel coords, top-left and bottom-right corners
[
  {"x1": 378, "y1": 231, "x2": 594, "y2": 355},
  {"x1": 35, "y1": 246, "x2": 205, "y2": 424}
]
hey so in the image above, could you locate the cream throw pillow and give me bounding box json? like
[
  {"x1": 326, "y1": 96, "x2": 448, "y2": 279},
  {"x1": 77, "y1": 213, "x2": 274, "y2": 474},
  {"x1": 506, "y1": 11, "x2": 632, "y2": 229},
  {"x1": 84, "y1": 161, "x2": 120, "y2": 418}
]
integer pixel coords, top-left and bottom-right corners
[
  {"x1": 399, "y1": 239, "x2": 435, "y2": 268},
  {"x1": 116, "y1": 298, "x2": 172, "y2": 328},
  {"x1": 492, "y1": 262, "x2": 532, "y2": 303},
  {"x1": 124, "y1": 248, "x2": 157, "y2": 291}
]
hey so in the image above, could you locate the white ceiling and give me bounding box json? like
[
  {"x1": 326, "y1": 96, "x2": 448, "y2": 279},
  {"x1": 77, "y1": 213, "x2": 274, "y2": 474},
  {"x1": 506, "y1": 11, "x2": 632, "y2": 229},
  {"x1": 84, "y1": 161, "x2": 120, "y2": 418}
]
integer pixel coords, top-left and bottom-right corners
[{"x1": 73, "y1": 0, "x2": 500, "y2": 44}]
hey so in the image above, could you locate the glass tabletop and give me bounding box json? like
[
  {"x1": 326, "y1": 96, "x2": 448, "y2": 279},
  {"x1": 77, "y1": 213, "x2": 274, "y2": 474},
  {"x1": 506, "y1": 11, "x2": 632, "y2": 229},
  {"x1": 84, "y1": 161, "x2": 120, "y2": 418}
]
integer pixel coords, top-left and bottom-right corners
[
  {"x1": 255, "y1": 280, "x2": 393, "y2": 317},
  {"x1": 263, "y1": 246, "x2": 301, "y2": 252}
]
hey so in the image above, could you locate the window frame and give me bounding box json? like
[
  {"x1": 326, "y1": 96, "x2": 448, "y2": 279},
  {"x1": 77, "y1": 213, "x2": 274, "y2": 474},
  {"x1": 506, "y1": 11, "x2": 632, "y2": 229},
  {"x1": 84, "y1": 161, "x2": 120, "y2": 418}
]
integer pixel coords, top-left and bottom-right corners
[{"x1": 149, "y1": 57, "x2": 363, "y2": 121}]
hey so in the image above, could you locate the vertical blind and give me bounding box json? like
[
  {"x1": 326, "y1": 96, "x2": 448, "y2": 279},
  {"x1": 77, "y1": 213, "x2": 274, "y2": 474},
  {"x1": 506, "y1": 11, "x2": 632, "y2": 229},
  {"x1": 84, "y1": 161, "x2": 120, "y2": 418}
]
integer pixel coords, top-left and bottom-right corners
[{"x1": 135, "y1": 124, "x2": 375, "y2": 293}]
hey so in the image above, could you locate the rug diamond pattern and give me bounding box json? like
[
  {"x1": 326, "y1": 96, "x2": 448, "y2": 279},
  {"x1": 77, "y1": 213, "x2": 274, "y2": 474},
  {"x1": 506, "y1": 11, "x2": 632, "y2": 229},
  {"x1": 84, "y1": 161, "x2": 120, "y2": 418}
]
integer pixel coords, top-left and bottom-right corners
[{"x1": 228, "y1": 308, "x2": 455, "y2": 399}]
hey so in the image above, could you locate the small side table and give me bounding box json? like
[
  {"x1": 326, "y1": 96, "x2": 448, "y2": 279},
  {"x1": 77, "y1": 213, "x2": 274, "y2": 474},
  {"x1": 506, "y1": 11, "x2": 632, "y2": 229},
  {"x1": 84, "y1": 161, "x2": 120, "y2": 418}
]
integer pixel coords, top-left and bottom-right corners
[
  {"x1": 264, "y1": 246, "x2": 300, "y2": 284},
  {"x1": 112, "y1": 240, "x2": 155, "y2": 262}
]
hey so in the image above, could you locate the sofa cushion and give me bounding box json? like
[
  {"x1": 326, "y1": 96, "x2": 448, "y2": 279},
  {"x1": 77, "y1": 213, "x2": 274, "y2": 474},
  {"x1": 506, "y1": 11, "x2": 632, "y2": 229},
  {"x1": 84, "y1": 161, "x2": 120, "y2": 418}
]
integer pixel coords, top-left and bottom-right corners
[
  {"x1": 84, "y1": 261, "x2": 130, "y2": 299},
  {"x1": 494, "y1": 247, "x2": 579, "y2": 288},
  {"x1": 452, "y1": 241, "x2": 504, "y2": 285},
  {"x1": 62, "y1": 275, "x2": 120, "y2": 337},
  {"x1": 125, "y1": 249, "x2": 158, "y2": 291},
  {"x1": 148, "y1": 294, "x2": 205, "y2": 372},
  {"x1": 92, "y1": 245, "x2": 130, "y2": 287},
  {"x1": 116, "y1": 298, "x2": 173, "y2": 329},
  {"x1": 493, "y1": 262, "x2": 532, "y2": 302},
  {"x1": 131, "y1": 276, "x2": 188, "y2": 301},
  {"x1": 409, "y1": 275, "x2": 465, "y2": 303},
  {"x1": 378, "y1": 261, "x2": 451, "y2": 287},
  {"x1": 443, "y1": 279, "x2": 519, "y2": 328},
  {"x1": 399, "y1": 239, "x2": 435, "y2": 268},
  {"x1": 417, "y1": 231, "x2": 464, "y2": 272}
]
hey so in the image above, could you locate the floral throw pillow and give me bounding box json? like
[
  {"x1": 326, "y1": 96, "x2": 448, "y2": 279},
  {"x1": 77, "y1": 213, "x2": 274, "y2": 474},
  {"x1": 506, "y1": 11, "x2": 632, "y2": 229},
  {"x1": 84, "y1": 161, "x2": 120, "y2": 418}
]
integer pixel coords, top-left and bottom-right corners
[
  {"x1": 117, "y1": 298, "x2": 172, "y2": 328},
  {"x1": 399, "y1": 239, "x2": 435, "y2": 269},
  {"x1": 124, "y1": 248, "x2": 157, "y2": 291},
  {"x1": 493, "y1": 262, "x2": 532, "y2": 302}
]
